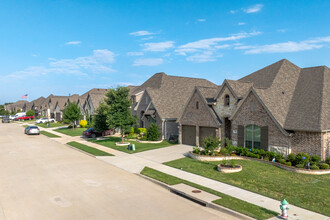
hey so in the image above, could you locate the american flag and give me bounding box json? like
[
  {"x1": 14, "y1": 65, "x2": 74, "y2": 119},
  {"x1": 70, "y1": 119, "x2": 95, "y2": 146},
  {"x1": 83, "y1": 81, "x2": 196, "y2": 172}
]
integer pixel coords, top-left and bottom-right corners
[{"x1": 21, "y1": 94, "x2": 28, "y2": 99}]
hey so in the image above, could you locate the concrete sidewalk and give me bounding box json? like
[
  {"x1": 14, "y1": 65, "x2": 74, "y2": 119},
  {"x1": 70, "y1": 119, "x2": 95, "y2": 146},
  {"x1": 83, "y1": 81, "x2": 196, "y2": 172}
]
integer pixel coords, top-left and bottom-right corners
[{"x1": 23, "y1": 123, "x2": 329, "y2": 220}]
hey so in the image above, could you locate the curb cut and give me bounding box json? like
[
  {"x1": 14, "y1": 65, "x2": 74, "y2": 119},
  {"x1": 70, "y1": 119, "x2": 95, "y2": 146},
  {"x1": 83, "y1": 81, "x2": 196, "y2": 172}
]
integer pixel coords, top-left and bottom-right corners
[{"x1": 137, "y1": 174, "x2": 254, "y2": 220}]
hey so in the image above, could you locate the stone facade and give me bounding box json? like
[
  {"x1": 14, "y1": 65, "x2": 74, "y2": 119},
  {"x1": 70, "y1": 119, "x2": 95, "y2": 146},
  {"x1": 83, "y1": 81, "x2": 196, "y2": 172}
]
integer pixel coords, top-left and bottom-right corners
[
  {"x1": 231, "y1": 91, "x2": 291, "y2": 156},
  {"x1": 214, "y1": 85, "x2": 237, "y2": 118}
]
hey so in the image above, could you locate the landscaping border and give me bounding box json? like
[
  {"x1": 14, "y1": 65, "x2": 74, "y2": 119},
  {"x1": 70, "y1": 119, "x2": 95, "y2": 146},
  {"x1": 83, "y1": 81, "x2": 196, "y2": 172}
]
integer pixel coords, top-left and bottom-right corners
[
  {"x1": 136, "y1": 140, "x2": 163, "y2": 144},
  {"x1": 188, "y1": 152, "x2": 330, "y2": 175}
]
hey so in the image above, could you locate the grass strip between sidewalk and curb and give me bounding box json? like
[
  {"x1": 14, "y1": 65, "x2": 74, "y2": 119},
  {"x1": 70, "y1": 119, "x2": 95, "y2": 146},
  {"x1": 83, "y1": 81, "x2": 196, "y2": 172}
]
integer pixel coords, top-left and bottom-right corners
[
  {"x1": 67, "y1": 141, "x2": 113, "y2": 156},
  {"x1": 140, "y1": 167, "x2": 278, "y2": 220},
  {"x1": 55, "y1": 128, "x2": 86, "y2": 136},
  {"x1": 40, "y1": 131, "x2": 61, "y2": 138}
]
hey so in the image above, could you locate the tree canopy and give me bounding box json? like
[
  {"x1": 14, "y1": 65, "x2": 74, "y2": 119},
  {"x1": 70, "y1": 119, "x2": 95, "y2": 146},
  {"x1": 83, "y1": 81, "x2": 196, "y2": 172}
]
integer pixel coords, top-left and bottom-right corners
[{"x1": 63, "y1": 102, "x2": 82, "y2": 128}]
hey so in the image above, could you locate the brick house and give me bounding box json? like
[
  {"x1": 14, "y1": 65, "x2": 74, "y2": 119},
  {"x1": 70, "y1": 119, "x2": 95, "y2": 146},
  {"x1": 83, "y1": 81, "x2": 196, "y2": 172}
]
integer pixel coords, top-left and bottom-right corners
[
  {"x1": 130, "y1": 72, "x2": 217, "y2": 140},
  {"x1": 179, "y1": 59, "x2": 330, "y2": 160}
]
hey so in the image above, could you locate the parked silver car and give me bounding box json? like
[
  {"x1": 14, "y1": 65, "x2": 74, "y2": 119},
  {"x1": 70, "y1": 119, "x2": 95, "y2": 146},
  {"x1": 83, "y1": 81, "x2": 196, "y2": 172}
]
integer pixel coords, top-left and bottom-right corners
[{"x1": 25, "y1": 126, "x2": 40, "y2": 135}]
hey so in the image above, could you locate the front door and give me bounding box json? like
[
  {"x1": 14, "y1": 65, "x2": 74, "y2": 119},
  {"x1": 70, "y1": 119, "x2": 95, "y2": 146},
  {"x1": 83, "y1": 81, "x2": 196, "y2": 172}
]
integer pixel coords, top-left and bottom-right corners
[{"x1": 224, "y1": 117, "x2": 231, "y2": 140}]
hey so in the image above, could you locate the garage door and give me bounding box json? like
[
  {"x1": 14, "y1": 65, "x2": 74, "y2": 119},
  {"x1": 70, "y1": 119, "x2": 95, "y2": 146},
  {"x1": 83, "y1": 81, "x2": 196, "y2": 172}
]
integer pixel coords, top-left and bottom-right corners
[
  {"x1": 55, "y1": 112, "x2": 61, "y2": 122},
  {"x1": 182, "y1": 125, "x2": 196, "y2": 146},
  {"x1": 199, "y1": 127, "x2": 216, "y2": 147}
]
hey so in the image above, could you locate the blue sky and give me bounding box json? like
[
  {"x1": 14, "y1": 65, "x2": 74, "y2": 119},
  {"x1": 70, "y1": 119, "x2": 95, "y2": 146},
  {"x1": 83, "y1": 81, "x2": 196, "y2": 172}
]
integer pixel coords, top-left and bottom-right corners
[{"x1": 1, "y1": 0, "x2": 329, "y2": 104}]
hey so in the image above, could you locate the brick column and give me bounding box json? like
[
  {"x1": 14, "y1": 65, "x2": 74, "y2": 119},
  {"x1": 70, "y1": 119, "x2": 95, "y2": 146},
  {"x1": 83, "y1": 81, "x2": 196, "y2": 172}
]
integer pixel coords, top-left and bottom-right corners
[
  {"x1": 196, "y1": 126, "x2": 199, "y2": 147},
  {"x1": 161, "y1": 119, "x2": 165, "y2": 140},
  {"x1": 178, "y1": 123, "x2": 182, "y2": 144}
]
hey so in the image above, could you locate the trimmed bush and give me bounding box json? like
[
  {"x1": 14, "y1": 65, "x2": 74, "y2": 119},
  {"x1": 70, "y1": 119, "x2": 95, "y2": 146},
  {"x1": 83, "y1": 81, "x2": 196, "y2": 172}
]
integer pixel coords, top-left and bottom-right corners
[
  {"x1": 202, "y1": 135, "x2": 221, "y2": 155},
  {"x1": 266, "y1": 151, "x2": 276, "y2": 161},
  {"x1": 287, "y1": 153, "x2": 296, "y2": 165},
  {"x1": 311, "y1": 155, "x2": 321, "y2": 163},
  {"x1": 325, "y1": 157, "x2": 330, "y2": 165},
  {"x1": 275, "y1": 153, "x2": 284, "y2": 162},
  {"x1": 79, "y1": 120, "x2": 88, "y2": 128},
  {"x1": 296, "y1": 164, "x2": 305, "y2": 168},
  {"x1": 235, "y1": 147, "x2": 244, "y2": 155},
  {"x1": 285, "y1": 161, "x2": 292, "y2": 166},
  {"x1": 319, "y1": 163, "x2": 330, "y2": 170},
  {"x1": 146, "y1": 123, "x2": 161, "y2": 141},
  {"x1": 230, "y1": 160, "x2": 236, "y2": 168},
  {"x1": 278, "y1": 159, "x2": 286, "y2": 164},
  {"x1": 138, "y1": 128, "x2": 147, "y2": 135},
  {"x1": 295, "y1": 153, "x2": 310, "y2": 165},
  {"x1": 263, "y1": 156, "x2": 269, "y2": 161},
  {"x1": 310, "y1": 164, "x2": 319, "y2": 170}
]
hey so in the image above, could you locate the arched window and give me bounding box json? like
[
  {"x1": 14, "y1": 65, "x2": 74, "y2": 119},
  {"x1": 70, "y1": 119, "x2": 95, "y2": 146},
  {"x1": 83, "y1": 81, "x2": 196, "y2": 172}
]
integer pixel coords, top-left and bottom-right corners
[
  {"x1": 196, "y1": 101, "x2": 199, "y2": 109},
  {"x1": 224, "y1": 94, "x2": 230, "y2": 106},
  {"x1": 245, "y1": 125, "x2": 261, "y2": 149}
]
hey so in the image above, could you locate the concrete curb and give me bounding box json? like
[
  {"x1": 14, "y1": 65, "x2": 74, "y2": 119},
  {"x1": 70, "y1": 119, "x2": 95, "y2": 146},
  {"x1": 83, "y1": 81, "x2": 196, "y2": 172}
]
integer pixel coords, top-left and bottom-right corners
[{"x1": 137, "y1": 173, "x2": 255, "y2": 220}]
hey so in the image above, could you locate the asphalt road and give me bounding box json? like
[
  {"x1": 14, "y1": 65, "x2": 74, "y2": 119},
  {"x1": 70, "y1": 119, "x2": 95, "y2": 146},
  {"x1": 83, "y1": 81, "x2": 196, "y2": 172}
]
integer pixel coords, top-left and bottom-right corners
[{"x1": 0, "y1": 123, "x2": 237, "y2": 220}]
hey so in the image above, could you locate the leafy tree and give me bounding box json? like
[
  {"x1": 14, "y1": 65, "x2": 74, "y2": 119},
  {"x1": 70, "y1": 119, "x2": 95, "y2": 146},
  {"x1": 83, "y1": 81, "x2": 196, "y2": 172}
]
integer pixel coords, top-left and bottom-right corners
[
  {"x1": 202, "y1": 135, "x2": 221, "y2": 156},
  {"x1": 17, "y1": 109, "x2": 22, "y2": 113},
  {"x1": 26, "y1": 110, "x2": 35, "y2": 116},
  {"x1": 105, "y1": 87, "x2": 137, "y2": 143},
  {"x1": 147, "y1": 123, "x2": 161, "y2": 141},
  {"x1": 63, "y1": 102, "x2": 82, "y2": 129},
  {"x1": 93, "y1": 103, "x2": 111, "y2": 133}
]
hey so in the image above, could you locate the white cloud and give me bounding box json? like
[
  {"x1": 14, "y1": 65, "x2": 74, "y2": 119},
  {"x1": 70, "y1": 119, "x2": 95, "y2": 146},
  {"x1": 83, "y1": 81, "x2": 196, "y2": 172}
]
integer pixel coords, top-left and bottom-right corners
[
  {"x1": 230, "y1": 10, "x2": 237, "y2": 14},
  {"x1": 130, "y1": 31, "x2": 154, "y2": 36},
  {"x1": 244, "y1": 4, "x2": 263, "y2": 13},
  {"x1": 237, "y1": 36, "x2": 330, "y2": 54},
  {"x1": 66, "y1": 41, "x2": 82, "y2": 45},
  {"x1": 197, "y1": 18, "x2": 206, "y2": 22},
  {"x1": 133, "y1": 58, "x2": 163, "y2": 66},
  {"x1": 127, "y1": 52, "x2": 144, "y2": 56},
  {"x1": 143, "y1": 41, "x2": 175, "y2": 52},
  {"x1": 175, "y1": 31, "x2": 261, "y2": 55},
  {"x1": 141, "y1": 36, "x2": 154, "y2": 41},
  {"x1": 238, "y1": 22, "x2": 246, "y2": 26},
  {"x1": 277, "y1": 29, "x2": 287, "y2": 33},
  {"x1": 186, "y1": 51, "x2": 217, "y2": 63},
  {"x1": 7, "y1": 49, "x2": 116, "y2": 79}
]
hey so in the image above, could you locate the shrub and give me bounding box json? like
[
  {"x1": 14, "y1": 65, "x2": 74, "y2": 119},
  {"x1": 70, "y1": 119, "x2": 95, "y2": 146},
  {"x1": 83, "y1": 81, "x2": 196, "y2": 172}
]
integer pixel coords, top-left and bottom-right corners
[
  {"x1": 26, "y1": 110, "x2": 35, "y2": 116},
  {"x1": 235, "y1": 147, "x2": 244, "y2": 155},
  {"x1": 311, "y1": 155, "x2": 321, "y2": 163},
  {"x1": 79, "y1": 120, "x2": 88, "y2": 128},
  {"x1": 285, "y1": 161, "x2": 292, "y2": 166},
  {"x1": 266, "y1": 151, "x2": 276, "y2": 161},
  {"x1": 221, "y1": 159, "x2": 227, "y2": 166},
  {"x1": 287, "y1": 153, "x2": 296, "y2": 165},
  {"x1": 246, "y1": 152, "x2": 260, "y2": 159},
  {"x1": 127, "y1": 133, "x2": 138, "y2": 139},
  {"x1": 241, "y1": 148, "x2": 249, "y2": 156},
  {"x1": 295, "y1": 153, "x2": 310, "y2": 165},
  {"x1": 140, "y1": 135, "x2": 147, "y2": 141},
  {"x1": 263, "y1": 156, "x2": 269, "y2": 161},
  {"x1": 138, "y1": 128, "x2": 147, "y2": 135},
  {"x1": 296, "y1": 164, "x2": 305, "y2": 168},
  {"x1": 326, "y1": 157, "x2": 330, "y2": 165},
  {"x1": 278, "y1": 159, "x2": 286, "y2": 164},
  {"x1": 146, "y1": 123, "x2": 161, "y2": 141},
  {"x1": 202, "y1": 135, "x2": 221, "y2": 155},
  {"x1": 193, "y1": 147, "x2": 200, "y2": 154},
  {"x1": 310, "y1": 164, "x2": 319, "y2": 170},
  {"x1": 230, "y1": 160, "x2": 236, "y2": 168},
  {"x1": 259, "y1": 149, "x2": 266, "y2": 158},
  {"x1": 319, "y1": 163, "x2": 330, "y2": 169},
  {"x1": 220, "y1": 147, "x2": 228, "y2": 156},
  {"x1": 275, "y1": 153, "x2": 284, "y2": 162}
]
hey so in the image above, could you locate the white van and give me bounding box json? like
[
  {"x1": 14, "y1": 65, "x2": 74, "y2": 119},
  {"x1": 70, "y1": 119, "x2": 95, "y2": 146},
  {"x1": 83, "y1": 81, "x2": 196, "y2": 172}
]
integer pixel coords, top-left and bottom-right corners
[{"x1": 13, "y1": 112, "x2": 26, "y2": 120}]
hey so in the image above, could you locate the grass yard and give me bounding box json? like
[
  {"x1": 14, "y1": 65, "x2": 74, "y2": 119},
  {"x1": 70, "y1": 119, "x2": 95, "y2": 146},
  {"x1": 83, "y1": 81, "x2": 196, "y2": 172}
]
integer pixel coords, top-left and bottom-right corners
[
  {"x1": 40, "y1": 131, "x2": 60, "y2": 138},
  {"x1": 38, "y1": 122, "x2": 67, "y2": 128},
  {"x1": 141, "y1": 167, "x2": 278, "y2": 220},
  {"x1": 89, "y1": 136, "x2": 175, "y2": 154},
  {"x1": 164, "y1": 158, "x2": 330, "y2": 216},
  {"x1": 67, "y1": 141, "x2": 113, "y2": 156},
  {"x1": 54, "y1": 127, "x2": 86, "y2": 136}
]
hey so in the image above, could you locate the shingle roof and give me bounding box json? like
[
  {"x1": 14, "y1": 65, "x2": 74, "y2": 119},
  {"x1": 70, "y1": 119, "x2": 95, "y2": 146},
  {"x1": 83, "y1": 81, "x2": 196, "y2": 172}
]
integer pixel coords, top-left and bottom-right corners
[
  {"x1": 141, "y1": 73, "x2": 217, "y2": 119},
  {"x1": 226, "y1": 80, "x2": 253, "y2": 98},
  {"x1": 88, "y1": 90, "x2": 108, "y2": 110},
  {"x1": 234, "y1": 59, "x2": 330, "y2": 132},
  {"x1": 51, "y1": 96, "x2": 71, "y2": 110}
]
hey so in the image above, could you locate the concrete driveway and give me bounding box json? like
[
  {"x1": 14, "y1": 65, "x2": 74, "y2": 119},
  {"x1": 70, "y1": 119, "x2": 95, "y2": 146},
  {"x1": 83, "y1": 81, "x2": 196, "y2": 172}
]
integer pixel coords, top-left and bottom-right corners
[{"x1": 0, "y1": 123, "x2": 238, "y2": 220}]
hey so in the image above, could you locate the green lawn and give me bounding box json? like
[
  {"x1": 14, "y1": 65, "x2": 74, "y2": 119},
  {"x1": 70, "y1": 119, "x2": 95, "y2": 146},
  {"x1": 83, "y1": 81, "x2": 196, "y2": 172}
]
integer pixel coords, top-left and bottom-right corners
[
  {"x1": 67, "y1": 141, "x2": 113, "y2": 156},
  {"x1": 54, "y1": 127, "x2": 86, "y2": 136},
  {"x1": 38, "y1": 122, "x2": 67, "y2": 128},
  {"x1": 40, "y1": 131, "x2": 61, "y2": 138},
  {"x1": 164, "y1": 158, "x2": 330, "y2": 216},
  {"x1": 141, "y1": 167, "x2": 278, "y2": 220},
  {"x1": 89, "y1": 136, "x2": 175, "y2": 154}
]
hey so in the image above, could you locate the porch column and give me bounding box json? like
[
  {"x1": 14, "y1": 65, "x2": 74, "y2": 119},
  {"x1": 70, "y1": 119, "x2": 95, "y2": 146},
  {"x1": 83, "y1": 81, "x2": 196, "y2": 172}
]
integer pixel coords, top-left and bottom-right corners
[
  {"x1": 178, "y1": 123, "x2": 182, "y2": 144},
  {"x1": 161, "y1": 119, "x2": 165, "y2": 140},
  {"x1": 196, "y1": 126, "x2": 200, "y2": 147}
]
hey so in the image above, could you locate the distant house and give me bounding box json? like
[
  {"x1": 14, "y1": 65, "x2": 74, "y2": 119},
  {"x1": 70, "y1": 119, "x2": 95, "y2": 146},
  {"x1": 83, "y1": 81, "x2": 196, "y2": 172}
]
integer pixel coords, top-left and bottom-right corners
[
  {"x1": 130, "y1": 72, "x2": 217, "y2": 140},
  {"x1": 53, "y1": 94, "x2": 79, "y2": 121},
  {"x1": 77, "y1": 88, "x2": 108, "y2": 120},
  {"x1": 22, "y1": 96, "x2": 45, "y2": 116},
  {"x1": 179, "y1": 59, "x2": 330, "y2": 160},
  {"x1": 83, "y1": 89, "x2": 108, "y2": 117},
  {"x1": 5, "y1": 100, "x2": 28, "y2": 113}
]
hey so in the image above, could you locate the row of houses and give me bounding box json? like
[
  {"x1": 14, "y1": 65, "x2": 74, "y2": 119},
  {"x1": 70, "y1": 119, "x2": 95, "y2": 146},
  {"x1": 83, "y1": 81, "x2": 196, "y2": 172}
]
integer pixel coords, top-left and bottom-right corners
[{"x1": 5, "y1": 59, "x2": 330, "y2": 160}]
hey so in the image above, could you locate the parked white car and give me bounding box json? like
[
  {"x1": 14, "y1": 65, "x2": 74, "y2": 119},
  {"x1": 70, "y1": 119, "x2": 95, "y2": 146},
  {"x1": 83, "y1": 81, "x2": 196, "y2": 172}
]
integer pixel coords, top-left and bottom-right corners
[
  {"x1": 36, "y1": 118, "x2": 56, "y2": 124},
  {"x1": 9, "y1": 115, "x2": 16, "y2": 120}
]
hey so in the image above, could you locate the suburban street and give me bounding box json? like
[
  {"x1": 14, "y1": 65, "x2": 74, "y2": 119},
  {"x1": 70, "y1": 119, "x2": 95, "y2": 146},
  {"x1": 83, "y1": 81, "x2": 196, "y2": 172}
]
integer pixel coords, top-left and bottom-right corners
[{"x1": 0, "y1": 123, "x2": 238, "y2": 220}]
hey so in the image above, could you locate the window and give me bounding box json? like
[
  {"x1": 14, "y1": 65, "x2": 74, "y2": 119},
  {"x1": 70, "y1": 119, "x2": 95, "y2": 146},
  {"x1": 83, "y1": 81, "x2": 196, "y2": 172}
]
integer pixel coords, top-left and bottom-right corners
[
  {"x1": 224, "y1": 94, "x2": 230, "y2": 106},
  {"x1": 245, "y1": 125, "x2": 261, "y2": 149},
  {"x1": 196, "y1": 101, "x2": 199, "y2": 109}
]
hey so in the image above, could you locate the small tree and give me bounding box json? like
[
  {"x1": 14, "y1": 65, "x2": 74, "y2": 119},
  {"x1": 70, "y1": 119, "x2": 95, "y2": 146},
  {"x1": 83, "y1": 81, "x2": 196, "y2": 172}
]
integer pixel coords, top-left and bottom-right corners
[
  {"x1": 202, "y1": 135, "x2": 221, "y2": 156},
  {"x1": 63, "y1": 102, "x2": 82, "y2": 129},
  {"x1": 105, "y1": 87, "x2": 137, "y2": 143},
  {"x1": 147, "y1": 123, "x2": 161, "y2": 141},
  {"x1": 26, "y1": 110, "x2": 35, "y2": 116},
  {"x1": 93, "y1": 103, "x2": 111, "y2": 133}
]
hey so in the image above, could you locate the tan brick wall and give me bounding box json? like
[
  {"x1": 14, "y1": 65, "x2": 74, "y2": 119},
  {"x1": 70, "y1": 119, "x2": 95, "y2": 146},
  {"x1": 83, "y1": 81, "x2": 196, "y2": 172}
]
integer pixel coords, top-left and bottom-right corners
[
  {"x1": 291, "y1": 131, "x2": 323, "y2": 158},
  {"x1": 231, "y1": 92, "x2": 291, "y2": 155}
]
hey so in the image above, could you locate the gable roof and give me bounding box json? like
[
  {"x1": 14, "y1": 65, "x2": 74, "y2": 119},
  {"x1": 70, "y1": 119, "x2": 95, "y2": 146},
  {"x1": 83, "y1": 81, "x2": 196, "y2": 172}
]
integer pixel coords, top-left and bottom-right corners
[
  {"x1": 231, "y1": 59, "x2": 330, "y2": 132},
  {"x1": 87, "y1": 90, "x2": 108, "y2": 110},
  {"x1": 139, "y1": 73, "x2": 217, "y2": 119}
]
